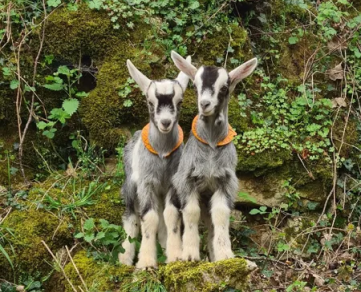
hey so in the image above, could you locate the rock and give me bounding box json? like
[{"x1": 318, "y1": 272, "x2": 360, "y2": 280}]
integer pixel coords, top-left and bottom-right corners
[{"x1": 160, "y1": 258, "x2": 257, "y2": 292}]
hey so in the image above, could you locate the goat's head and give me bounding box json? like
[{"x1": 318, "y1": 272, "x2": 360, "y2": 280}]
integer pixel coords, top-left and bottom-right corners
[
  {"x1": 127, "y1": 57, "x2": 191, "y2": 134},
  {"x1": 171, "y1": 51, "x2": 257, "y2": 117}
]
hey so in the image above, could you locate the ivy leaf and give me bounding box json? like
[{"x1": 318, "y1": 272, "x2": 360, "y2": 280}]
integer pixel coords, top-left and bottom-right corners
[
  {"x1": 62, "y1": 98, "x2": 79, "y2": 116},
  {"x1": 88, "y1": 0, "x2": 103, "y2": 9},
  {"x1": 288, "y1": 36, "x2": 299, "y2": 45},
  {"x1": 47, "y1": 0, "x2": 61, "y2": 8},
  {"x1": 84, "y1": 232, "x2": 95, "y2": 243},
  {"x1": 189, "y1": 1, "x2": 200, "y2": 9},
  {"x1": 43, "y1": 83, "x2": 64, "y2": 91},
  {"x1": 10, "y1": 80, "x2": 19, "y2": 90}
]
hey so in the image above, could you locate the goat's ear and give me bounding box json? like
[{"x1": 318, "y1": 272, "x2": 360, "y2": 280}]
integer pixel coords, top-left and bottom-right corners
[
  {"x1": 171, "y1": 51, "x2": 197, "y2": 81},
  {"x1": 176, "y1": 55, "x2": 191, "y2": 91},
  {"x1": 126, "y1": 60, "x2": 151, "y2": 93},
  {"x1": 229, "y1": 58, "x2": 258, "y2": 93}
]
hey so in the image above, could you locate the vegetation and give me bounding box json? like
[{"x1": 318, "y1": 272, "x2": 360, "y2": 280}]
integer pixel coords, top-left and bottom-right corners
[{"x1": 0, "y1": 0, "x2": 360, "y2": 291}]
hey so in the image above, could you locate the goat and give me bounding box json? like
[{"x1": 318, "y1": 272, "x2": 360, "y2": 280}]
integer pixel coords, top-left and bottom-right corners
[
  {"x1": 118, "y1": 57, "x2": 191, "y2": 269},
  {"x1": 166, "y1": 51, "x2": 258, "y2": 262}
]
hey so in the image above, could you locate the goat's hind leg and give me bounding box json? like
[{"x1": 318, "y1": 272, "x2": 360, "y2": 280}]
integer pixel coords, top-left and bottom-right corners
[
  {"x1": 164, "y1": 188, "x2": 182, "y2": 263},
  {"x1": 200, "y1": 202, "x2": 215, "y2": 262}
]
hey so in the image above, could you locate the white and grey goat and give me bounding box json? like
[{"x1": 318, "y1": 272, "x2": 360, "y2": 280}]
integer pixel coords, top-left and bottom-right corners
[
  {"x1": 165, "y1": 51, "x2": 258, "y2": 262},
  {"x1": 118, "y1": 57, "x2": 190, "y2": 268}
]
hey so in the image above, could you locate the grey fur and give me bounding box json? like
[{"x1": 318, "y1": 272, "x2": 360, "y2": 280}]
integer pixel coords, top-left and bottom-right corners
[
  {"x1": 169, "y1": 51, "x2": 258, "y2": 262},
  {"x1": 119, "y1": 58, "x2": 191, "y2": 268}
]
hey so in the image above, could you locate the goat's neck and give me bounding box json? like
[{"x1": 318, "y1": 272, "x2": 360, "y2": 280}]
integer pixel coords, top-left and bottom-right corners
[
  {"x1": 148, "y1": 121, "x2": 179, "y2": 158},
  {"x1": 196, "y1": 105, "x2": 229, "y2": 149}
]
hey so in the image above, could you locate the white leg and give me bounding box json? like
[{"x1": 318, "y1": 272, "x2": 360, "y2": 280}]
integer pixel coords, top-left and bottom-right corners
[
  {"x1": 164, "y1": 201, "x2": 182, "y2": 263},
  {"x1": 182, "y1": 193, "x2": 200, "y2": 261},
  {"x1": 136, "y1": 210, "x2": 159, "y2": 269},
  {"x1": 211, "y1": 191, "x2": 234, "y2": 261},
  {"x1": 158, "y1": 204, "x2": 167, "y2": 249},
  {"x1": 119, "y1": 213, "x2": 140, "y2": 266},
  {"x1": 201, "y1": 204, "x2": 214, "y2": 262}
]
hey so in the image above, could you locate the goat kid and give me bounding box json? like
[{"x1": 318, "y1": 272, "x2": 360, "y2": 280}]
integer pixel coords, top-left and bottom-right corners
[
  {"x1": 118, "y1": 57, "x2": 190, "y2": 269},
  {"x1": 167, "y1": 51, "x2": 257, "y2": 262}
]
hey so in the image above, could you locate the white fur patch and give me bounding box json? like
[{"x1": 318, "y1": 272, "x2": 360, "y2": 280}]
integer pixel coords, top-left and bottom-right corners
[
  {"x1": 131, "y1": 137, "x2": 141, "y2": 183},
  {"x1": 182, "y1": 193, "x2": 201, "y2": 261},
  {"x1": 119, "y1": 214, "x2": 140, "y2": 266},
  {"x1": 136, "y1": 210, "x2": 159, "y2": 269},
  {"x1": 210, "y1": 191, "x2": 234, "y2": 261},
  {"x1": 164, "y1": 203, "x2": 182, "y2": 263}
]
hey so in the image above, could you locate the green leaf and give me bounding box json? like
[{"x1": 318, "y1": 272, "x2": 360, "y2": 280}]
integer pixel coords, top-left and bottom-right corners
[
  {"x1": 2, "y1": 67, "x2": 11, "y2": 76},
  {"x1": 88, "y1": 0, "x2": 103, "y2": 9},
  {"x1": 74, "y1": 232, "x2": 84, "y2": 238},
  {"x1": 249, "y1": 209, "x2": 260, "y2": 215},
  {"x1": 83, "y1": 218, "x2": 95, "y2": 231},
  {"x1": 43, "y1": 129, "x2": 56, "y2": 139},
  {"x1": 123, "y1": 99, "x2": 133, "y2": 107},
  {"x1": 0, "y1": 244, "x2": 14, "y2": 269},
  {"x1": 288, "y1": 36, "x2": 299, "y2": 45},
  {"x1": 189, "y1": 1, "x2": 200, "y2": 9},
  {"x1": 84, "y1": 232, "x2": 95, "y2": 243},
  {"x1": 10, "y1": 80, "x2": 19, "y2": 90},
  {"x1": 99, "y1": 219, "x2": 109, "y2": 229},
  {"x1": 57, "y1": 65, "x2": 71, "y2": 76},
  {"x1": 95, "y1": 231, "x2": 106, "y2": 240},
  {"x1": 37, "y1": 121, "x2": 49, "y2": 130},
  {"x1": 47, "y1": 0, "x2": 61, "y2": 8},
  {"x1": 76, "y1": 91, "x2": 88, "y2": 97},
  {"x1": 260, "y1": 206, "x2": 267, "y2": 212},
  {"x1": 238, "y1": 192, "x2": 257, "y2": 204},
  {"x1": 62, "y1": 98, "x2": 79, "y2": 116},
  {"x1": 43, "y1": 83, "x2": 64, "y2": 91},
  {"x1": 307, "y1": 201, "x2": 319, "y2": 210}
]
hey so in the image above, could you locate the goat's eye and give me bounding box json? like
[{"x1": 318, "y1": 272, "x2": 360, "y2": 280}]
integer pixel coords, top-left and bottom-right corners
[
  {"x1": 177, "y1": 100, "x2": 183, "y2": 108},
  {"x1": 148, "y1": 101, "x2": 154, "y2": 110}
]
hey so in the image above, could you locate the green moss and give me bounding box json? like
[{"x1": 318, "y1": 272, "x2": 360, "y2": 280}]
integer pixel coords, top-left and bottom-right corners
[
  {"x1": 48, "y1": 250, "x2": 133, "y2": 292},
  {"x1": 85, "y1": 186, "x2": 124, "y2": 224},
  {"x1": 160, "y1": 258, "x2": 252, "y2": 292},
  {"x1": 0, "y1": 208, "x2": 72, "y2": 280},
  {"x1": 236, "y1": 148, "x2": 292, "y2": 173}
]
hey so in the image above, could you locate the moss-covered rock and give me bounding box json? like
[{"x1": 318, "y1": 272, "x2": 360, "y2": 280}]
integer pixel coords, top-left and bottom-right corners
[
  {"x1": 160, "y1": 258, "x2": 257, "y2": 292},
  {"x1": 0, "y1": 208, "x2": 73, "y2": 280},
  {"x1": 47, "y1": 250, "x2": 134, "y2": 292}
]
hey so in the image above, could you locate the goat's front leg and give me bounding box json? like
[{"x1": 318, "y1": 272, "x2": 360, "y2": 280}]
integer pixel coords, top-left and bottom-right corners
[
  {"x1": 164, "y1": 188, "x2": 182, "y2": 263},
  {"x1": 136, "y1": 184, "x2": 159, "y2": 269},
  {"x1": 119, "y1": 211, "x2": 140, "y2": 266},
  {"x1": 182, "y1": 191, "x2": 201, "y2": 261},
  {"x1": 210, "y1": 190, "x2": 234, "y2": 261}
]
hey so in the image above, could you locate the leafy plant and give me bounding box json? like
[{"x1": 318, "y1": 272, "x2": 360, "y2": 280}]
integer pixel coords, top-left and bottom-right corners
[{"x1": 75, "y1": 218, "x2": 126, "y2": 264}]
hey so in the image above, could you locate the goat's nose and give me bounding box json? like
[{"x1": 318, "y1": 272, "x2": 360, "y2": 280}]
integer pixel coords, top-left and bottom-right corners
[
  {"x1": 161, "y1": 119, "x2": 171, "y2": 128},
  {"x1": 200, "y1": 100, "x2": 211, "y2": 110}
]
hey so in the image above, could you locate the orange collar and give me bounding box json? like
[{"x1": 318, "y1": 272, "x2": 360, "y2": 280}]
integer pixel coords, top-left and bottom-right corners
[
  {"x1": 191, "y1": 115, "x2": 237, "y2": 146},
  {"x1": 141, "y1": 123, "x2": 183, "y2": 157}
]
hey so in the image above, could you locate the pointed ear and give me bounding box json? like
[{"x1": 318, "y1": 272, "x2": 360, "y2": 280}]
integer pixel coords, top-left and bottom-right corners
[
  {"x1": 171, "y1": 51, "x2": 197, "y2": 81},
  {"x1": 176, "y1": 55, "x2": 191, "y2": 91},
  {"x1": 229, "y1": 58, "x2": 258, "y2": 93},
  {"x1": 126, "y1": 60, "x2": 151, "y2": 93}
]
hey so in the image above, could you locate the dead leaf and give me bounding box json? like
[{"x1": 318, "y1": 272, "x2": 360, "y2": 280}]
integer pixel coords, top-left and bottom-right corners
[
  {"x1": 313, "y1": 273, "x2": 325, "y2": 286},
  {"x1": 327, "y1": 63, "x2": 344, "y2": 81},
  {"x1": 66, "y1": 163, "x2": 77, "y2": 177},
  {"x1": 332, "y1": 97, "x2": 347, "y2": 108},
  {"x1": 327, "y1": 37, "x2": 347, "y2": 52}
]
